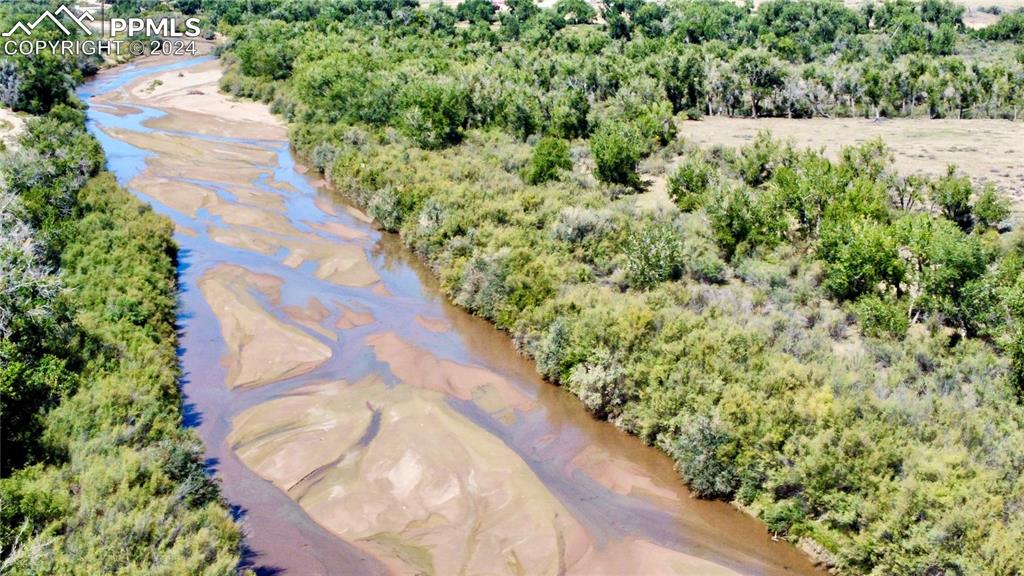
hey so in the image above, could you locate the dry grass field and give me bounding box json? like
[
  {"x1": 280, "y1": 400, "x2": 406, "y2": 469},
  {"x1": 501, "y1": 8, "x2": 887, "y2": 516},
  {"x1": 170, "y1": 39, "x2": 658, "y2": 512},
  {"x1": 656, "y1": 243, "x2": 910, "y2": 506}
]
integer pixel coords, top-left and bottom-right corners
[
  {"x1": 833, "y1": 0, "x2": 1024, "y2": 27},
  {"x1": 678, "y1": 117, "x2": 1024, "y2": 212}
]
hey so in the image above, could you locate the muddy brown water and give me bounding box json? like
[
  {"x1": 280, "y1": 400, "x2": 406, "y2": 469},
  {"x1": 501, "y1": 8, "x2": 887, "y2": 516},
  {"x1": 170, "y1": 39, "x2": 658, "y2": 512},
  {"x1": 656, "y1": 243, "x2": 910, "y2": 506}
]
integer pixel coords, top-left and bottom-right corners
[{"x1": 80, "y1": 53, "x2": 826, "y2": 576}]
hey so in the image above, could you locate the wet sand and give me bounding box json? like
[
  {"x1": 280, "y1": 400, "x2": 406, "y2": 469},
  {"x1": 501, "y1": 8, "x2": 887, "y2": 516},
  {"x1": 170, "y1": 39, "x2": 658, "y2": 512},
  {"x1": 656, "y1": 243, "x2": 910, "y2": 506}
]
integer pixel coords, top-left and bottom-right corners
[
  {"x1": 82, "y1": 51, "x2": 827, "y2": 575},
  {"x1": 198, "y1": 264, "x2": 333, "y2": 389}
]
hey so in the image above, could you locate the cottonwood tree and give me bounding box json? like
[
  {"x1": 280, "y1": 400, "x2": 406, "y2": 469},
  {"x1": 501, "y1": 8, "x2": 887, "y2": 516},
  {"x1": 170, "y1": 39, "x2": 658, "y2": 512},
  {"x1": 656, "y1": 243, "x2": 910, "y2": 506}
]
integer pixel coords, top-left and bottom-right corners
[{"x1": 732, "y1": 49, "x2": 787, "y2": 117}]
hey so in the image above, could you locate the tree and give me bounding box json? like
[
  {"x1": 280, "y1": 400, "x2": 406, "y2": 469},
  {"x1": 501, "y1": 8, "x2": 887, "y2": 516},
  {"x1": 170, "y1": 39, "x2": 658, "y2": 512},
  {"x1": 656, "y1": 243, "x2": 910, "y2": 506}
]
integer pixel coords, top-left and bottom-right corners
[
  {"x1": 892, "y1": 213, "x2": 989, "y2": 323},
  {"x1": 555, "y1": 0, "x2": 597, "y2": 24},
  {"x1": 731, "y1": 49, "x2": 786, "y2": 118},
  {"x1": 821, "y1": 217, "x2": 904, "y2": 300},
  {"x1": 930, "y1": 165, "x2": 973, "y2": 231},
  {"x1": 176, "y1": 0, "x2": 201, "y2": 15},
  {"x1": 505, "y1": 0, "x2": 539, "y2": 22},
  {"x1": 590, "y1": 122, "x2": 644, "y2": 188},
  {"x1": 2, "y1": 51, "x2": 76, "y2": 114},
  {"x1": 633, "y1": 2, "x2": 668, "y2": 37},
  {"x1": 664, "y1": 49, "x2": 707, "y2": 115},
  {"x1": 397, "y1": 79, "x2": 469, "y2": 149},
  {"x1": 0, "y1": 60, "x2": 22, "y2": 109},
  {"x1": 550, "y1": 88, "x2": 590, "y2": 139},
  {"x1": 456, "y1": 0, "x2": 496, "y2": 23},
  {"x1": 233, "y1": 19, "x2": 300, "y2": 81},
  {"x1": 930, "y1": 23, "x2": 957, "y2": 56},
  {"x1": 861, "y1": 61, "x2": 891, "y2": 118}
]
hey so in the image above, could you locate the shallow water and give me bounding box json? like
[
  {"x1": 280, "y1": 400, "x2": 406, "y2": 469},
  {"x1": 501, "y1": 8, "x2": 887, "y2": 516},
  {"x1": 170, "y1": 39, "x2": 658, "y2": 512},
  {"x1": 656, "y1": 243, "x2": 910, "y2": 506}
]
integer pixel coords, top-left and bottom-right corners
[{"x1": 81, "y1": 54, "x2": 825, "y2": 576}]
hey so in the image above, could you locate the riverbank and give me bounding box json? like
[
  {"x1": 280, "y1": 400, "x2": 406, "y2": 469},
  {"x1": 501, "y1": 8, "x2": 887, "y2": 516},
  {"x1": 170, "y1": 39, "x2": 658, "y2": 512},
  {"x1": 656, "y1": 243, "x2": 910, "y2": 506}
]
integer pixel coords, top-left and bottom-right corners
[
  {"x1": 209, "y1": 11, "x2": 1024, "y2": 574},
  {"x1": 84, "y1": 48, "x2": 827, "y2": 575},
  {"x1": 0, "y1": 100, "x2": 241, "y2": 572}
]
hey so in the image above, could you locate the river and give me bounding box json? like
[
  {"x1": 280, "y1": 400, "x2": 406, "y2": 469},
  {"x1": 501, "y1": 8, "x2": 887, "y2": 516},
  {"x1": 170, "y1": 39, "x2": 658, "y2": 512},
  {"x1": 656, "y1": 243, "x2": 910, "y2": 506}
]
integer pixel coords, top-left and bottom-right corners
[{"x1": 79, "y1": 50, "x2": 825, "y2": 576}]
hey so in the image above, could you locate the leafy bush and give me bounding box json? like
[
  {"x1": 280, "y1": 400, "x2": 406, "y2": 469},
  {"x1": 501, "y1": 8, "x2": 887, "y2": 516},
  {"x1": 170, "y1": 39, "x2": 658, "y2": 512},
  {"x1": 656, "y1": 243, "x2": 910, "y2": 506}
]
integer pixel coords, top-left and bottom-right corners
[
  {"x1": 673, "y1": 416, "x2": 738, "y2": 499},
  {"x1": 456, "y1": 0, "x2": 496, "y2": 23},
  {"x1": 930, "y1": 166, "x2": 974, "y2": 231},
  {"x1": 566, "y1": 349, "x2": 627, "y2": 417},
  {"x1": 525, "y1": 137, "x2": 572, "y2": 184},
  {"x1": 368, "y1": 186, "x2": 404, "y2": 232},
  {"x1": 686, "y1": 249, "x2": 729, "y2": 284},
  {"x1": 707, "y1": 185, "x2": 786, "y2": 260},
  {"x1": 555, "y1": 0, "x2": 597, "y2": 24},
  {"x1": 233, "y1": 19, "x2": 301, "y2": 80},
  {"x1": 762, "y1": 499, "x2": 806, "y2": 536},
  {"x1": 623, "y1": 221, "x2": 683, "y2": 289},
  {"x1": 667, "y1": 154, "x2": 715, "y2": 211},
  {"x1": 853, "y1": 293, "x2": 910, "y2": 338},
  {"x1": 973, "y1": 184, "x2": 1010, "y2": 230},
  {"x1": 977, "y1": 9, "x2": 1024, "y2": 41},
  {"x1": 590, "y1": 122, "x2": 644, "y2": 188},
  {"x1": 397, "y1": 79, "x2": 469, "y2": 149},
  {"x1": 552, "y1": 206, "x2": 612, "y2": 245}
]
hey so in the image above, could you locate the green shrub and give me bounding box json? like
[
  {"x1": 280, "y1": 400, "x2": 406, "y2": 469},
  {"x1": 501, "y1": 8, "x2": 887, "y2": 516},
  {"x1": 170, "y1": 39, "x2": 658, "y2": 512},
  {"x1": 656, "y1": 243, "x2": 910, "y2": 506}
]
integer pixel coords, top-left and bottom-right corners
[
  {"x1": 552, "y1": 206, "x2": 612, "y2": 245},
  {"x1": 456, "y1": 0, "x2": 497, "y2": 23},
  {"x1": 762, "y1": 499, "x2": 806, "y2": 536},
  {"x1": 673, "y1": 416, "x2": 739, "y2": 499},
  {"x1": 707, "y1": 185, "x2": 787, "y2": 260},
  {"x1": 590, "y1": 122, "x2": 644, "y2": 188},
  {"x1": 397, "y1": 79, "x2": 469, "y2": 149},
  {"x1": 525, "y1": 137, "x2": 572, "y2": 184},
  {"x1": 623, "y1": 221, "x2": 683, "y2": 289},
  {"x1": 973, "y1": 185, "x2": 1010, "y2": 230},
  {"x1": 732, "y1": 131, "x2": 792, "y2": 187},
  {"x1": 555, "y1": 0, "x2": 597, "y2": 24},
  {"x1": 369, "y1": 186, "x2": 405, "y2": 232},
  {"x1": 550, "y1": 89, "x2": 590, "y2": 139},
  {"x1": 667, "y1": 154, "x2": 715, "y2": 211},
  {"x1": 686, "y1": 250, "x2": 729, "y2": 284},
  {"x1": 821, "y1": 218, "x2": 903, "y2": 301},
  {"x1": 566, "y1": 349, "x2": 627, "y2": 417},
  {"x1": 930, "y1": 166, "x2": 974, "y2": 231},
  {"x1": 853, "y1": 293, "x2": 910, "y2": 338}
]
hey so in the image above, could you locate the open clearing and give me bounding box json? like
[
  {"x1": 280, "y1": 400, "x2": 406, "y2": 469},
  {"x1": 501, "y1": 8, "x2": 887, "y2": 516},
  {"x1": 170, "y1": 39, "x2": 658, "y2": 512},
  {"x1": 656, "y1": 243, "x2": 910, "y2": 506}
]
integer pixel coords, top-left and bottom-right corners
[{"x1": 0, "y1": 107, "x2": 25, "y2": 150}]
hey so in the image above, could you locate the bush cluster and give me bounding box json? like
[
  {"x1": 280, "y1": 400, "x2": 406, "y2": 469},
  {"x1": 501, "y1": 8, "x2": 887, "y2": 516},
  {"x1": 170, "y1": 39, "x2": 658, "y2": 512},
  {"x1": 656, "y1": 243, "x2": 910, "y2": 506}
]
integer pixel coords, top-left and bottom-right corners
[{"x1": 0, "y1": 100, "x2": 240, "y2": 573}]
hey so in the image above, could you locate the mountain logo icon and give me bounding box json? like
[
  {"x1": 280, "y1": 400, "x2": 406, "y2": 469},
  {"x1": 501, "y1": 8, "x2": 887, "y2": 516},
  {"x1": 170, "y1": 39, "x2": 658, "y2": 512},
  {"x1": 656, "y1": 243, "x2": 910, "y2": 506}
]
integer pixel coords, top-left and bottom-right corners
[{"x1": 2, "y1": 5, "x2": 94, "y2": 37}]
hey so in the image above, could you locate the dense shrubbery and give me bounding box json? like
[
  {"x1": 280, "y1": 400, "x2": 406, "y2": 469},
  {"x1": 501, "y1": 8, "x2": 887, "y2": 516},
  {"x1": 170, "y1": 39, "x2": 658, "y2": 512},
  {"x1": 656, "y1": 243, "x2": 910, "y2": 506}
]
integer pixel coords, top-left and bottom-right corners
[
  {"x1": 212, "y1": 0, "x2": 1024, "y2": 192},
  {"x1": 272, "y1": 121, "x2": 1024, "y2": 573},
  {"x1": 213, "y1": 0, "x2": 1024, "y2": 573},
  {"x1": 0, "y1": 99, "x2": 240, "y2": 573}
]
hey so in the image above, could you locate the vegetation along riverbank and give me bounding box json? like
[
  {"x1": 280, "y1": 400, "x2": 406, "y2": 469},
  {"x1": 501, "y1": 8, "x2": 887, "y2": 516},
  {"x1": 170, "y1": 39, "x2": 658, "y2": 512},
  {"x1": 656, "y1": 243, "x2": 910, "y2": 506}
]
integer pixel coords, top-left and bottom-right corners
[
  {"x1": 209, "y1": 0, "x2": 1024, "y2": 573},
  {"x1": 1, "y1": 0, "x2": 1022, "y2": 573},
  {"x1": 0, "y1": 2, "x2": 242, "y2": 573}
]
